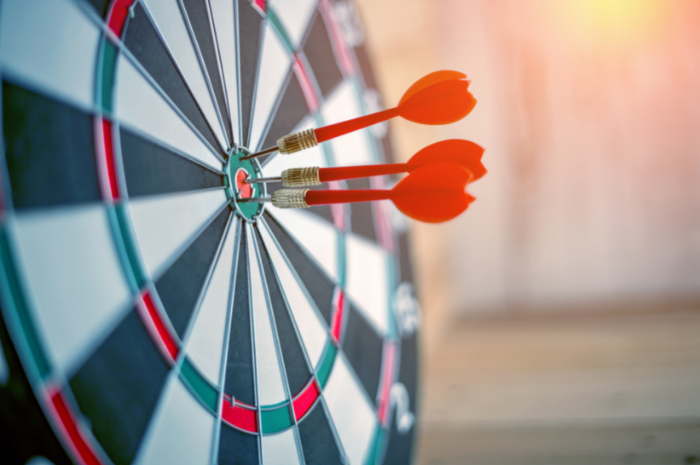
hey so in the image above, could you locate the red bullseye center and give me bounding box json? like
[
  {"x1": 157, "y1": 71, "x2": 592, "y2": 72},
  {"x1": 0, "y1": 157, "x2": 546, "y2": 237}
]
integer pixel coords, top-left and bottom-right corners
[{"x1": 235, "y1": 169, "x2": 253, "y2": 199}]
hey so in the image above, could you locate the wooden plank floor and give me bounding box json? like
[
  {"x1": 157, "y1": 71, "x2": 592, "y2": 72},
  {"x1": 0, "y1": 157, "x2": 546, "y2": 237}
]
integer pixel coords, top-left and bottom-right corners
[{"x1": 415, "y1": 308, "x2": 700, "y2": 464}]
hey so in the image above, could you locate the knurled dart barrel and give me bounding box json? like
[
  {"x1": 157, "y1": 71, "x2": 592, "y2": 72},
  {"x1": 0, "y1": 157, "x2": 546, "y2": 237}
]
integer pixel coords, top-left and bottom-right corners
[
  {"x1": 281, "y1": 167, "x2": 321, "y2": 187},
  {"x1": 271, "y1": 188, "x2": 310, "y2": 208},
  {"x1": 276, "y1": 128, "x2": 318, "y2": 155}
]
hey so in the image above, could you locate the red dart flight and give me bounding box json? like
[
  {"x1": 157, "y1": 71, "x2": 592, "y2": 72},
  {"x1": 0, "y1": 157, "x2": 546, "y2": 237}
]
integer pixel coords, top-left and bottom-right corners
[
  {"x1": 250, "y1": 139, "x2": 486, "y2": 188},
  {"x1": 242, "y1": 71, "x2": 477, "y2": 160},
  {"x1": 315, "y1": 139, "x2": 486, "y2": 184},
  {"x1": 270, "y1": 162, "x2": 475, "y2": 224}
]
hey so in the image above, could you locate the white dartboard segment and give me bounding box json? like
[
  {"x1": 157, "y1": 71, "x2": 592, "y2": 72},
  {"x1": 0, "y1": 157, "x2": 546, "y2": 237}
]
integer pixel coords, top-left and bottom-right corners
[
  {"x1": 247, "y1": 225, "x2": 288, "y2": 406},
  {"x1": 269, "y1": 0, "x2": 318, "y2": 48},
  {"x1": 344, "y1": 232, "x2": 390, "y2": 336},
  {"x1": 261, "y1": 427, "x2": 302, "y2": 465},
  {"x1": 115, "y1": 55, "x2": 222, "y2": 170},
  {"x1": 209, "y1": 0, "x2": 241, "y2": 144},
  {"x1": 0, "y1": 0, "x2": 100, "y2": 112},
  {"x1": 134, "y1": 377, "x2": 216, "y2": 465},
  {"x1": 128, "y1": 189, "x2": 228, "y2": 279},
  {"x1": 248, "y1": 23, "x2": 292, "y2": 151},
  {"x1": 140, "y1": 0, "x2": 229, "y2": 150},
  {"x1": 264, "y1": 208, "x2": 339, "y2": 283},
  {"x1": 262, "y1": 117, "x2": 329, "y2": 174},
  {"x1": 0, "y1": 0, "x2": 418, "y2": 462},
  {"x1": 321, "y1": 79, "x2": 376, "y2": 166},
  {"x1": 10, "y1": 206, "x2": 131, "y2": 374},
  {"x1": 323, "y1": 355, "x2": 377, "y2": 465},
  {"x1": 258, "y1": 219, "x2": 328, "y2": 368},
  {"x1": 184, "y1": 217, "x2": 238, "y2": 387}
]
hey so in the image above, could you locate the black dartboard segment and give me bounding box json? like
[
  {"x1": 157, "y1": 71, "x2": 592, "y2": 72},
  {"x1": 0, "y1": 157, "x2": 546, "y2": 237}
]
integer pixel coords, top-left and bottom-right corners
[
  {"x1": 120, "y1": 127, "x2": 224, "y2": 197},
  {"x1": 124, "y1": 2, "x2": 225, "y2": 156},
  {"x1": 2, "y1": 81, "x2": 101, "y2": 210},
  {"x1": 0, "y1": 0, "x2": 420, "y2": 464}
]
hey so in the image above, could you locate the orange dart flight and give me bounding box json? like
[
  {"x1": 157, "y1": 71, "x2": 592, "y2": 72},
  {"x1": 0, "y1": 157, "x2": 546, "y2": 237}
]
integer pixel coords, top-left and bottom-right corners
[
  {"x1": 267, "y1": 162, "x2": 475, "y2": 224},
  {"x1": 242, "y1": 71, "x2": 476, "y2": 160},
  {"x1": 247, "y1": 139, "x2": 486, "y2": 187},
  {"x1": 315, "y1": 139, "x2": 485, "y2": 184}
]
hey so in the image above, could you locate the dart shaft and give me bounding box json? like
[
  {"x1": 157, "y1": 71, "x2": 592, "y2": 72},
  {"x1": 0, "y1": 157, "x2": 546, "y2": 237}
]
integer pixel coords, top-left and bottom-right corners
[
  {"x1": 314, "y1": 107, "x2": 400, "y2": 143},
  {"x1": 306, "y1": 189, "x2": 392, "y2": 206},
  {"x1": 318, "y1": 163, "x2": 409, "y2": 183}
]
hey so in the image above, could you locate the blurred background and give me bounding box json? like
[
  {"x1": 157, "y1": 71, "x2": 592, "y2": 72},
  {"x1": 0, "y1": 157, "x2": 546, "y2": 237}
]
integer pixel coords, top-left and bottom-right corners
[{"x1": 352, "y1": 0, "x2": 700, "y2": 463}]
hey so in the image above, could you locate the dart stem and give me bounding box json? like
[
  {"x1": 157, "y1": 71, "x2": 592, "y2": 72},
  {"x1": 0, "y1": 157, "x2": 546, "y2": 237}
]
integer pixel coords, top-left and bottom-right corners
[{"x1": 318, "y1": 163, "x2": 409, "y2": 183}]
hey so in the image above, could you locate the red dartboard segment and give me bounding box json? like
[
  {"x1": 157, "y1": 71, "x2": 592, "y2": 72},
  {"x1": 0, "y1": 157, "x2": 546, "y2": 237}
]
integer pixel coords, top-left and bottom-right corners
[
  {"x1": 48, "y1": 388, "x2": 103, "y2": 465},
  {"x1": 371, "y1": 184, "x2": 396, "y2": 251},
  {"x1": 293, "y1": 55, "x2": 319, "y2": 112},
  {"x1": 222, "y1": 397, "x2": 258, "y2": 433},
  {"x1": 136, "y1": 291, "x2": 179, "y2": 363},
  {"x1": 328, "y1": 180, "x2": 347, "y2": 230},
  {"x1": 106, "y1": 0, "x2": 135, "y2": 36},
  {"x1": 377, "y1": 342, "x2": 398, "y2": 426},
  {"x1": 318, "y1": 0, "x2": 357, "y2": 76},
  {"x1": 102, "y1": 118, "x2": 120, "y2": 200},
  {"x1": 252, "y1": 0, "x2": 266, "y2": 14},
  {"x1": 330, "y1": 288, "x2": 345, "y2": 342},
  {"x1": 93, "y1": 117, "x2": 119, "y2": 201},
  {"x1": 292, "y1": 380, "x2": 321, "y2": 421}
]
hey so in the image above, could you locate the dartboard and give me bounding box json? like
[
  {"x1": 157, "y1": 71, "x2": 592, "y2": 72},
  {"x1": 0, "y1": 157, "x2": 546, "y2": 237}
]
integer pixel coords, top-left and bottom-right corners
[{"x1": 0, "y1": 0, "x2": 420, "y2": 464}]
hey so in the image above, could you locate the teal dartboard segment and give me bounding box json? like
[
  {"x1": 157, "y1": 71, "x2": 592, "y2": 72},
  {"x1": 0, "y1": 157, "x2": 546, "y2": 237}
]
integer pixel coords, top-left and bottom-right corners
[
  {"x1": 111, "y1": 204, "x2": 148, "y2": 290},
  {"x1": 179, "y1": 356, "x2": 219, "y2": 412},
  {"x1": 316, "y1": 341, "x2": 337, "y2": 388},
  {"x1": 98, "y1": 40, "x2": 118, "y2": 114},
  {"x1": 260, "y1": 402, "x2": 293, "y2": 434},
  {"x1": 0, "y1": 229, "x2": 51, "y2": 379}
]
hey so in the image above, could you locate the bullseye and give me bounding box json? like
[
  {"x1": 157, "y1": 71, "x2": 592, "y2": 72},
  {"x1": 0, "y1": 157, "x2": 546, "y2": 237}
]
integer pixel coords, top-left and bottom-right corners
[
  {"x1": 235, "y1": 169, "x2": 253, "y2": 198},
  {"x1": 226, "y1": 148, "x2": 266, "y2": 221}
]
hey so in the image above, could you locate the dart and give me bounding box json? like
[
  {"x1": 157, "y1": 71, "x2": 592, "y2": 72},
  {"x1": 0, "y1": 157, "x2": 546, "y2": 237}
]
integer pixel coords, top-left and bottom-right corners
[
  {"x1": 241, "y1": 71, "x2": 477, "y2": 160},
  {"x1": 242, "y1": 162, "x2": 475, "y2": 223},
  {"x1": 247, "y1": 139, "x2": 486, "y2": 187}
]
